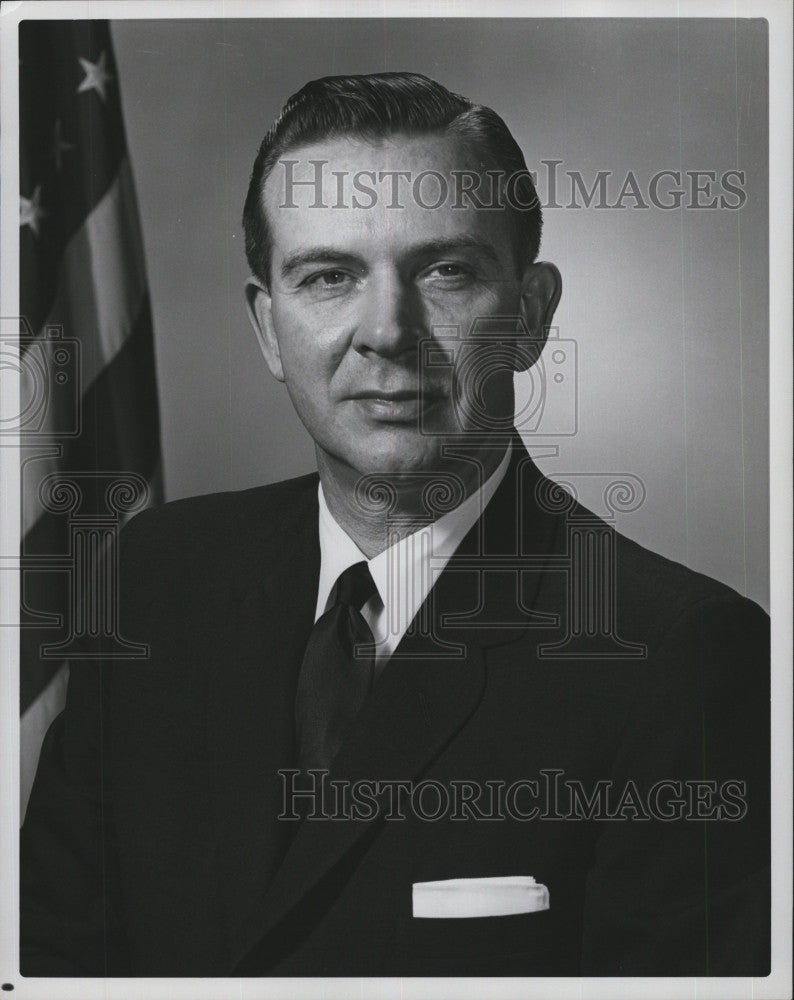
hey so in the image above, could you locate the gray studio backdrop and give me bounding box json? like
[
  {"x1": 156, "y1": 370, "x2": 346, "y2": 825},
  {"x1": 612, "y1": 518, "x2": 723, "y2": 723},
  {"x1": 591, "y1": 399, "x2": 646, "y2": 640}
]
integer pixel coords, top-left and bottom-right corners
[{"x1": 111, "y1": 17, "x2": 768, "y2": 610}]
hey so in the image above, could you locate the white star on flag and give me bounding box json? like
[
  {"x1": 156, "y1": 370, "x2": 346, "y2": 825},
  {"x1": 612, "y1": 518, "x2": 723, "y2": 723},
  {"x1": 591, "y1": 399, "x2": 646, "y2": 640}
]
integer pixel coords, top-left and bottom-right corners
[
  {"x1": 77, "y1": 51, "x2": 113, "y2": 102},
  {"x1": 20, "y1": 185, "x2": 46, "y2": 237}
]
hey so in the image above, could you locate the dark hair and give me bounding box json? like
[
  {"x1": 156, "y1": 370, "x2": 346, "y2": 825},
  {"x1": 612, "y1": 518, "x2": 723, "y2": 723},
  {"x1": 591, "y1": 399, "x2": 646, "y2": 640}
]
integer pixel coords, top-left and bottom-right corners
[{"x1": 242, "y1": 72, "x2": 542, "y2": 287}]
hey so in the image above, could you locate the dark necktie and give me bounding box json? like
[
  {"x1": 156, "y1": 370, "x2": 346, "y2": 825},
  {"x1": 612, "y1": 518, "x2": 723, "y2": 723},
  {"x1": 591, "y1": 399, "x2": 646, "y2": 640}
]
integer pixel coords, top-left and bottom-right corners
[{"x1": 295, "y1": 561, "x2": 378, "y2": 773}]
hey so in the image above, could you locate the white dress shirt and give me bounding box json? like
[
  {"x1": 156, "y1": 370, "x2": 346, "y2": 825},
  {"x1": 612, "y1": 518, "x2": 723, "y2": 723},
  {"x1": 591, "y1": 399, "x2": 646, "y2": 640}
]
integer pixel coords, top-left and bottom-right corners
[{"x1": 315, "y1": 447, "x2": 511, "y2": 666}]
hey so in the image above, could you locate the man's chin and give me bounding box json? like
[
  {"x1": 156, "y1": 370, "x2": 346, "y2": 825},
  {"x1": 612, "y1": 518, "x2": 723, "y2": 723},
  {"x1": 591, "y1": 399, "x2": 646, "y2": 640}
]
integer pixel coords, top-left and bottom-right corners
[
  {"x1": 350, "y1": 442, "x2": 448, "y2": 480},
  {"x1": 317, "y1": 419, "x2": 502, "y2": 494}
]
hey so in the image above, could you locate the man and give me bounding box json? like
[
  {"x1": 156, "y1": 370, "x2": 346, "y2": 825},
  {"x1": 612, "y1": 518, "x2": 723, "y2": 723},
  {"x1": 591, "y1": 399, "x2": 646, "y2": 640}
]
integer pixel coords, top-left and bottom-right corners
[{"x1": 21, "y1": 72, "x2": 770, "y2": 978}]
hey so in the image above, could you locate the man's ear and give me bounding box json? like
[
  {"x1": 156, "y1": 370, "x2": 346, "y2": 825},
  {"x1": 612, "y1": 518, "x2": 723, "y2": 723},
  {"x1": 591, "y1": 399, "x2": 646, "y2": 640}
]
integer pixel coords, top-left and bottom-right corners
[
  {"x1": 516, "y1": 261, "x2": 562, "y2": 371},
  {"x1": 244, "y1": 276, "x2": 285, "y2": 382}
]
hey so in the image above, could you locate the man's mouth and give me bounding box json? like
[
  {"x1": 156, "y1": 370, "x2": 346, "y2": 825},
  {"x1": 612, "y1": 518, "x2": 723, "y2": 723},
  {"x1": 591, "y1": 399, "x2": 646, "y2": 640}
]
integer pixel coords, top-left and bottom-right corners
[{"x1": 349, "y1": 389, "x2": 445, "y2": 422}]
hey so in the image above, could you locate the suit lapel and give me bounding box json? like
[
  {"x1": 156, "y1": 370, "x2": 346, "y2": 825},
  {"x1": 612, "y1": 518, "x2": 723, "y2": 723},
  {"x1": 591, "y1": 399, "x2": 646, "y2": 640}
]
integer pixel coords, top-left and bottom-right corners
[
  {"x1": 205, "y1": 482, "x2": 320, "y2": 962},
  {"x1": 229, "y1": 438, "x2": 565, "y2": 973},
  {"x1": 436, "y1": 437, "x2": 562, "y2": 645}
]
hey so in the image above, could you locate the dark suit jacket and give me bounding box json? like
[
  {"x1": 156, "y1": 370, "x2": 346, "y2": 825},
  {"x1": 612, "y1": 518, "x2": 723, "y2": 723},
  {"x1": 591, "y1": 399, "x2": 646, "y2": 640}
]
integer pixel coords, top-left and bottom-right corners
[{"x1": 21, "y1": 439, "x2": 770, "y2": 977}]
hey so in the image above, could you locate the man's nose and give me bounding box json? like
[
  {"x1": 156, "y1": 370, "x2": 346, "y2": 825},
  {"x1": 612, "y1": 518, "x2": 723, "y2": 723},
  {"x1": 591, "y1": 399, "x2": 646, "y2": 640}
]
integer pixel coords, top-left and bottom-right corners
[{"x1": 351, "y1": 272, "x2": 424, "y2": 359}]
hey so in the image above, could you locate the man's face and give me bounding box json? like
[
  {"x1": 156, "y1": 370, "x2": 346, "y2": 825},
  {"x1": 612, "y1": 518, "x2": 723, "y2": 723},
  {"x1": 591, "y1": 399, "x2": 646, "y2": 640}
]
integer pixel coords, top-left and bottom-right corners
[{"x1": 247, "y1": 132, "x2": 556, "y2": 486}]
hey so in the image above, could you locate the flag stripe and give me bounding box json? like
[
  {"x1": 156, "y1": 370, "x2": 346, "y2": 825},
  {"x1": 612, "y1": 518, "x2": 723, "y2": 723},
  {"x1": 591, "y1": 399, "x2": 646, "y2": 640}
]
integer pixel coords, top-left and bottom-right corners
[
  {"x1": 21, "y1": 154, "x2": 145, "y2": 366},
  {"x1": 20, "y1": 157, "x2": 149, "y2": 536},
  {"x1": 19, "y1": 294, "x2": 160, "y2": 541},
  {"x1": 21, "y1": 288, "x2": 160, "y2": 544},
  {"x1": 25, "y1": 155, "x2": 147, "y2": 364},
  {"x1": 21, "y1": 293, "x2": 159, "y2": 537},
  {"x1": 20, "y1": 664, "x2": 70, "y2": 818}
]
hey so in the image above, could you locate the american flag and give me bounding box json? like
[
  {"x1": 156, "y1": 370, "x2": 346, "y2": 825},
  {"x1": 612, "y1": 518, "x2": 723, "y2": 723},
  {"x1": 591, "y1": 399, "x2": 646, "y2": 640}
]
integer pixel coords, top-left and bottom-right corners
[{"x1": 18, "y1": 20, "x2": 161, "y2": 816}]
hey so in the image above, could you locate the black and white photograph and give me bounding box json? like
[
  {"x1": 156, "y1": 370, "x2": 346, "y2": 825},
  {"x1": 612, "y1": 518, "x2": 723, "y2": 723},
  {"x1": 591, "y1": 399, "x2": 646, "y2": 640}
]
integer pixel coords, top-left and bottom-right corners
[{"x1": 1, "y1": 1, "x2": 791, "y2": 997}]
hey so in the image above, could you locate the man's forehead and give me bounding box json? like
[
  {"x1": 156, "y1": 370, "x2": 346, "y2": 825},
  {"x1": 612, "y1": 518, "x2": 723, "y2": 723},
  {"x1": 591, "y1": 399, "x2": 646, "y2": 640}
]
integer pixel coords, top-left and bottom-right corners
[
  {"x1": 263, "y1": 131, "x2": 478, "y2": 195},
  {"x1": 260, "y1": 131, "x2": 515, "y2": 260},
  {"x1": 264, "y1": 133, "x2": 492, "y2": 211}
]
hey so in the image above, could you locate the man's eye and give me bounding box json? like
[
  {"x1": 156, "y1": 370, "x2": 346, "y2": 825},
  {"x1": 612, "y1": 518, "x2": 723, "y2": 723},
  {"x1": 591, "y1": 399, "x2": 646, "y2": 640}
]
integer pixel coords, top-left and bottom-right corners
[
  {"x1": 307, "y1": 270, "x2": 350, "y2": 288},
  {"x1": 424, "y1": 262, "x2": 472, "y2": 283}
]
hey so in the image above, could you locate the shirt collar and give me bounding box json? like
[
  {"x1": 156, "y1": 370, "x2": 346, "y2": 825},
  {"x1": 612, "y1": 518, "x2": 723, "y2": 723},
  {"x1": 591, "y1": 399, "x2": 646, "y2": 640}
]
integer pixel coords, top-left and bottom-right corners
[{"x1": 315, "y1": 446, "x2": 511, "y2": 622}]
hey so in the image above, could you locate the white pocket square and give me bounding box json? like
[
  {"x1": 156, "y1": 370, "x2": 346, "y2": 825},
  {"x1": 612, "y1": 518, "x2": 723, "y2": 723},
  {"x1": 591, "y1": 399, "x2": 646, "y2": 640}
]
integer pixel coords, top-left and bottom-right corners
[{"x1": 412, "y1": 875, "x2": 549, "y2": 919}]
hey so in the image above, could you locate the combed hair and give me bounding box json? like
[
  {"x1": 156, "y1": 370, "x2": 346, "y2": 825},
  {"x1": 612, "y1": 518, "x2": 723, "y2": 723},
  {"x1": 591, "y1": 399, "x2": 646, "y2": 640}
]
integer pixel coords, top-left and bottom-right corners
[{"x1": 242, "y1": 72, "x2": 543, "y2": 286}]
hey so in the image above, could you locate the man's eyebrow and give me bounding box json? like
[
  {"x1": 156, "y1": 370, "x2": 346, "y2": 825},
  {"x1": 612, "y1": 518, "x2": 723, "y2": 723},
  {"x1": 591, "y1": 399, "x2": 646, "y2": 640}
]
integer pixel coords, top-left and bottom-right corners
[
  {"x1": 409, "y1": 236, "x2": 502, "y2": 266},
  {"x1": 280, "y1": 248, "x2": 364, "y2": 279},
  {"x1": 279, "y1": 237, "x2": 502, "y2": 280}
]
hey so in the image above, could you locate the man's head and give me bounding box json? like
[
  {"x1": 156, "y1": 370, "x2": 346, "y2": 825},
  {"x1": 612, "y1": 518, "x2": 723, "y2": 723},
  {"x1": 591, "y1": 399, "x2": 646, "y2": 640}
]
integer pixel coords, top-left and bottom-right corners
[
  {"x1": 243, "y1": 72, "x2": 561, "y2": 496},
  {"x1": 243, "y1": 73, "x2": 543, "y2": 289}
]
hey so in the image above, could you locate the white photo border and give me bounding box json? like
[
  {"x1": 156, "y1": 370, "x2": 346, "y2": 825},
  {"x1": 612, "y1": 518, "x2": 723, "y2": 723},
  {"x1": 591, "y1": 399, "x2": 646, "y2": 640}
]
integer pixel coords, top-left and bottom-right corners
[{"x1": 1, "y1": 1, "x2": 791, "y2": 998}]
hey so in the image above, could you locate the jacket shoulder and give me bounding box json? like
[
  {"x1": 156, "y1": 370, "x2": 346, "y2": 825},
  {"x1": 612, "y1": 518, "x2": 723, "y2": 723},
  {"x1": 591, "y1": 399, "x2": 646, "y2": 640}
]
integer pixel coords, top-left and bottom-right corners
[
  {"x1": 615, "y1": 528, "x2": 740, "y2": 608},
  {"x1": 119, "y1": 472, "x2": 319, "y2": 592},
  {"x1": 125, "y1": 471, "x2": 318, "y2": 540},
  {"x1": 554, "y1": 489, "x2": 768, "y2": 643},
  {"x1": 606, "y1": 524, "x2": 768, "y2": 672}
]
